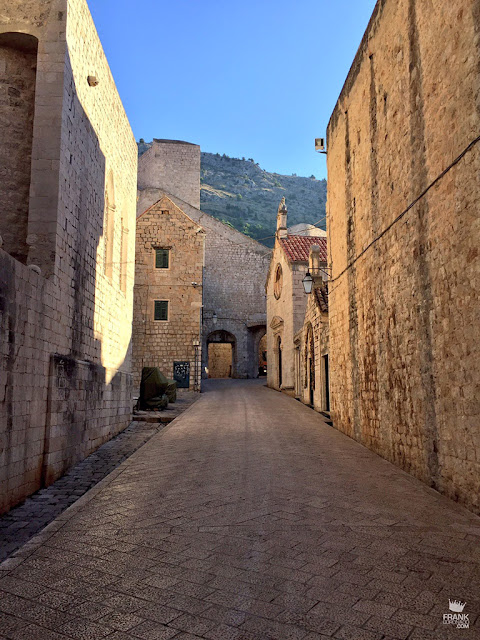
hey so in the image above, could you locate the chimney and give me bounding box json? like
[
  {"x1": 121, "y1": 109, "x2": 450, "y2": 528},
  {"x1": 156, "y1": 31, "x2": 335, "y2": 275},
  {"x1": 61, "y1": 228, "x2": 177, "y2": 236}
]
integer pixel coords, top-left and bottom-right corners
[{"x1": 276, "y1": 197, "x2": 288, "y2": 239}]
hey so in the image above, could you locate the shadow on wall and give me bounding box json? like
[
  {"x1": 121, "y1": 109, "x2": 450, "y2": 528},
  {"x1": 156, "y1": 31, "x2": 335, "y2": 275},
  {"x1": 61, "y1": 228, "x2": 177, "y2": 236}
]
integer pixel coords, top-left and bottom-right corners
[
  {"x1": 0, "y1": 45, "x2": 132, "y2": 512},
  {"x1": 0, "y1": 32, "x2": 38, "y2": 264}
]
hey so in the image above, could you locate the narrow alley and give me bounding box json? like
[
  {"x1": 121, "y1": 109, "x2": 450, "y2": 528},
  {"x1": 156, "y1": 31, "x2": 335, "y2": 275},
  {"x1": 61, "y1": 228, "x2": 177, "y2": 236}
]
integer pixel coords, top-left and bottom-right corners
[{"x1": 0, "y1": 380, "x2": 479, "y2": 640}]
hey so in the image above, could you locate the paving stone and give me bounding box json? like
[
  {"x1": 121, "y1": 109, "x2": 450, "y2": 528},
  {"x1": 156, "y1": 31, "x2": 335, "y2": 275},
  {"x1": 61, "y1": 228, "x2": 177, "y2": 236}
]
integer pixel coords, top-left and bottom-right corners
[
  {"x1": 129, "y1": 619, "x2": 180, "y2": 639},
  {"x1": 6, "y1": 623, "x2": 69, "y2": 640},
  {"x1": 57, "y1": 617, "x2": 113, "y2": 639},
  {"x1": 0, "y1": 381, "x2": 479, "y2": 640},
  {"x1": 334, "y1": 624, "x2": 383, "y2": 640},
  {"x1": 363, "y1": 615, "x2": 413, "y2": 640},
  {"x1": 0, "y1": 415, "x2": 196, "y2": 564},
  {"x1": 168, "y1": 612, "x2": 216, "y2": 635},
  {"x1": 352, "y1": 599, "x2": 396, "y2": 619}
]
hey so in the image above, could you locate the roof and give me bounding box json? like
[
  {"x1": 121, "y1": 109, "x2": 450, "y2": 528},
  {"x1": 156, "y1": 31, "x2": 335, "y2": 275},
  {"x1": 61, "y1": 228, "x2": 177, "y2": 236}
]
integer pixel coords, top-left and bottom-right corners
[
  {"x1": 279, "y1": 235, "x2": 327, "y2": 263},
  {"x1": 152, "y1": 139, "x2": 198, "y2": 146},
  {"x1": 287, "y1": 223, "x2": 327, "y2": 238},
  {"x1": 137, "y1": 195, "x2": 205, "y2": 234},
  {"x1": 314, "y1": 285, "x2": 328, "y2": 313}
]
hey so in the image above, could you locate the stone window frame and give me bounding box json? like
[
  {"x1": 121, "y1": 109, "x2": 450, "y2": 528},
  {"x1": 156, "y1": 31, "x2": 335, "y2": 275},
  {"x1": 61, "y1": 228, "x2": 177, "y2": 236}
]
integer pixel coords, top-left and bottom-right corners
[
  {"x1": 153, "y1": 299, "x2": 169, "y2": 322},
  {"x1": 153, "y1": 246, "x2": 171, "y2": 270}
]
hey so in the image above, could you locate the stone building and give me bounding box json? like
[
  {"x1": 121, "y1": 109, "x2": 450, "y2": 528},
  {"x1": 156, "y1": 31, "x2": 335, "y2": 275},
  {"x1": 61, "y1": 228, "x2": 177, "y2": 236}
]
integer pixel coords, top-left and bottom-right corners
[
  {"x1": 132, "y1": 195, "x2": 205, "y2": 392},
  {"x1": 293, "y1": 246, "x2": 330, "y2": 411},
  {"x1": 136, "y1": 140, "x2": 270, "y2": 380},
  {"x1": 326, "y1": 0, "x2": 480, "y2": 513},
  {"x1": 266, "y1": 198, "x2": 328, "y2": 396},
  {"x1": 0, "y1": 0, "x2": 137, "y2": 513}
]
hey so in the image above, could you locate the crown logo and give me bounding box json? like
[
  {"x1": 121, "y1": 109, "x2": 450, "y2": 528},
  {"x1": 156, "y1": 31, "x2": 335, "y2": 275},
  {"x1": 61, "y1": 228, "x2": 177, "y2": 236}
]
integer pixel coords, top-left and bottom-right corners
[{"x1": 449, "y1": 600, "x2": 466, "y2": 613}]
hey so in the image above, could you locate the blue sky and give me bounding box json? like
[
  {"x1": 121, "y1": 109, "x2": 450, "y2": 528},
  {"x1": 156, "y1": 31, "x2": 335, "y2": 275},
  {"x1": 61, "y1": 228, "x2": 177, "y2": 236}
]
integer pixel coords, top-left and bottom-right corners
[{"x1": 89, "y1": 0, "x2": 377, "y2": 179}]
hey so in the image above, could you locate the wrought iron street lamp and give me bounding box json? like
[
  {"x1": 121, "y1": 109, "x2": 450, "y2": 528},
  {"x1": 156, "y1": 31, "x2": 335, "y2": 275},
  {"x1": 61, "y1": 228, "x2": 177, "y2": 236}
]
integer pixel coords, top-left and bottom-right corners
[{"x1": 302, "y1": 271, "x2": 313, "y2": 294}]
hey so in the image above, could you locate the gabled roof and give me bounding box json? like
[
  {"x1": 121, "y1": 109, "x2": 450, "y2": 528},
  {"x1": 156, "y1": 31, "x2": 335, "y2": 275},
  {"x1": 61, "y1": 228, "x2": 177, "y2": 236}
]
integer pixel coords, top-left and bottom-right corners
[
  {"x1": 279, "y1": 235, "x2": 327, "y2": 263},
  {"x1": 137, "y1": 195, "x2": 205, "y2": 234}
]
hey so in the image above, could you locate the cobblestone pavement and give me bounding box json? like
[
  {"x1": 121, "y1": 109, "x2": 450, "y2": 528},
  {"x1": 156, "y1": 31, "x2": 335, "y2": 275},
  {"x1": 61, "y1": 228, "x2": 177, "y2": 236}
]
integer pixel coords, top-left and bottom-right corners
[
  {"x1": 1, "y1": 379, "x2": 479, "y2": 640},
  {"x1": 0, "y1": 392, "x2": 198, "y2": 563}
]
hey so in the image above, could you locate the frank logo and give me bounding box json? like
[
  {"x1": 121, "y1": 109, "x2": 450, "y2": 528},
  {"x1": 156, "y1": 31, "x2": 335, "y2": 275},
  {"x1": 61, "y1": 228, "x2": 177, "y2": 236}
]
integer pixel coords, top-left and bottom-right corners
[
  {"x1": 449, "y1": 600, "x2": 466, "y2": 613},
  {"x1": 444, "y1": 600, "x2": 469, "y2": 629}
]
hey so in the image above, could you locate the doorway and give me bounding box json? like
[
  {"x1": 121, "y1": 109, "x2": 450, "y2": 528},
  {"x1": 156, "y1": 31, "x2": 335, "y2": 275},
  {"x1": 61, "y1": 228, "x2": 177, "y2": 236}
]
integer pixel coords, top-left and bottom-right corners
[
  {"x1": 309, "y1": 357, "x2": 314, "y2": 406},
  {"x1": 206, "y1": 330, "x2": 236, "y2": 378},
  {"x1": 323, "y1": 354, "x2": 330, "y2": 411},
  {"x1": 258, "y1": 334, "x2": 267, "y2": 376},
  {"x1": 277, "y1": 336, "x2": 282, "y2": 388},
  {"x1": 208, "y1": 343, "x2": 232, "y2": 378}
]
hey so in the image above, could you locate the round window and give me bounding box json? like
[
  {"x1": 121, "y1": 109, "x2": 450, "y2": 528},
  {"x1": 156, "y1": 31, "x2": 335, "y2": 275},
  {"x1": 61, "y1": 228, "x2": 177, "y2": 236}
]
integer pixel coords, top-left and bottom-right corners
[{"x1": 274, "y1": 264, "x2": 283, "y2": 299}]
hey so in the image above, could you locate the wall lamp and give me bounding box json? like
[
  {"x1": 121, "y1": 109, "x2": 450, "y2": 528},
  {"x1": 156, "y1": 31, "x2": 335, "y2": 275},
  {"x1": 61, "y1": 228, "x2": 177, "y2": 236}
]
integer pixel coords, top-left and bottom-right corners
[
  {"x1": 302, "y1": 272, "x2": 313, "y2": 294},
  {"x1": 315, "y1": 137, "x2": 327, "y2": 155},
  {"x1": 302, "y1": 267, "x2": 331, "y2": 294}
]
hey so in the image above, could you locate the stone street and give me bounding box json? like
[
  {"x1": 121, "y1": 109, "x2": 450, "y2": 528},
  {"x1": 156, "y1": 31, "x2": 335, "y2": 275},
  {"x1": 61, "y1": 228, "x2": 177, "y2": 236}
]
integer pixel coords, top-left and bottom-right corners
[{"x1": 1, "y1": 380, "x2": 479, "y2": 640}]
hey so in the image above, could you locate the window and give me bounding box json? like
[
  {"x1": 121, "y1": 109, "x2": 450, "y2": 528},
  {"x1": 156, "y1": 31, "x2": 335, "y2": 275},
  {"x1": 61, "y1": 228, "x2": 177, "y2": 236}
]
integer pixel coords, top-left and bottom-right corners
[
  {"x1": 155, "y1": 248, "x2": 169, "y2": 269},
  {"x1": 154, "y1": 300, "x2": 168, "y2": 321},
  {"x1": 274, "y1": 264, "x2": 283, "y2": 299}
]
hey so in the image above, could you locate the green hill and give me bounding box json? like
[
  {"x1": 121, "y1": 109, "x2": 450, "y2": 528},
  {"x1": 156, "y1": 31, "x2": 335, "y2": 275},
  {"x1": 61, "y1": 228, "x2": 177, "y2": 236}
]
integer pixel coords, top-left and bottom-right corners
[{"x1": 137, "y1": 142, "x2": 327, "y2": 247}]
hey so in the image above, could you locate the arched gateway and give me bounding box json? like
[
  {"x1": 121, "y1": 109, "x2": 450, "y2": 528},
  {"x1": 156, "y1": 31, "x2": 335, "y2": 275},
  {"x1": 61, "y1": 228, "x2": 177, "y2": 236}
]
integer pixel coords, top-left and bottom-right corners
[{"x1": 207, "y1": 330, "x2": 237, "y2": 378}]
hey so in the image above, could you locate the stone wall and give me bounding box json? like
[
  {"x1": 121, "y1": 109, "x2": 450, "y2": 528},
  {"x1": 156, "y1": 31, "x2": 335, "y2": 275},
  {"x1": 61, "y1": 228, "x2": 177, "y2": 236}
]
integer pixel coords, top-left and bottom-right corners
[
  {"x1": 266, "y1": 243, "x2": 310, "y2": 394},
  {"x1": 138, "y1": 140, "x2": 200, "y2": 209},
  {"x1": 294, "y1": 286, "x2": 329, "y2": 411},
  {"x1": 132, "y1": 196, "x2": 204, "y2": 392},
  {"x1": 326, "y1": 0, "x2": 480, "y2": 513},
  {"x1": 0, "y1": 0, "x2": 137, "y2": 513},
  {"x1": 0, "y1": 34, "x2": 37, "y2": 264},
  {"x1": 137, "y1": 144, "x2": 270, "y2": 381}
]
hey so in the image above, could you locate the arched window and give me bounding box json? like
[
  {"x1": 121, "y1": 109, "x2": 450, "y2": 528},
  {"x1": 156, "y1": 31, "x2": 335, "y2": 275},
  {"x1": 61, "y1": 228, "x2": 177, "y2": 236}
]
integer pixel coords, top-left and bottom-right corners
[{"x1": 0, "y1": 32, "x2": 38, "y2": 263}]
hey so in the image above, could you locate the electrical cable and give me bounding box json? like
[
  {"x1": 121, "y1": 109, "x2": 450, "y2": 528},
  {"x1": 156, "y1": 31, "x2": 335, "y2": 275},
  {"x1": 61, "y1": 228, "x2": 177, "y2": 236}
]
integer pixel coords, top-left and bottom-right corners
[{"x1": 328, "y1": 134, "x2": 480, "y2": 292}]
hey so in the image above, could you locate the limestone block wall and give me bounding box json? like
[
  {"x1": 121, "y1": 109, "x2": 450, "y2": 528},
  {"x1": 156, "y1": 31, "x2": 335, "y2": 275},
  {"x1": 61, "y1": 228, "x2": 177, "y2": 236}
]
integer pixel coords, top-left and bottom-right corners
[
  {"x1": 199, "y1": 212, "x2": 270, "y2": 379},
  {"x1": 132, "y1": 196, "x2": 204, "y2": 392},
  {"x1": 0, "y1": 0, "x2": 137, "y2": 513},
  {"x1": 137, "y1": 188, "x2": 270, "y2": 380},
  {"x1": 294, "y1": 289, "x2": 329, "y2": 411},
  {"x1": 326, "y1": 0, "x2": 480, "y2": 513},
  {"x1": 266, "y1": 242, "x2": 309, "y2": 394},
  {"x1": 138, "y1": 140, "x2": 201, "y2": 209}
]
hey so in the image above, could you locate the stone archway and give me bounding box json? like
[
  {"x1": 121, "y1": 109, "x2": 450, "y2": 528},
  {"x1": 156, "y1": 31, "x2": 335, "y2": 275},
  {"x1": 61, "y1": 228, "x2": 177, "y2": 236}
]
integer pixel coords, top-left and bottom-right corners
[
  {"x1": 206, "y1": 330, "x2": 237, "y2": 378},
  {"x1": 258, "y1": 334, "x2": 267, "y2": 376}
]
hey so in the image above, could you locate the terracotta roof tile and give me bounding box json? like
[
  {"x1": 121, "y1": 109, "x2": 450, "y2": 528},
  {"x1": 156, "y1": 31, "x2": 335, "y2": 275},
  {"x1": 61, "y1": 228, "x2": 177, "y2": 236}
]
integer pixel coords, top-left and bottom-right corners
[
  {"x1": 314, "y1": 285, "x2": 328, "y2": 313},
  {"x1": 279, "y1": 235, "x2": 327, "y2": 263}
]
